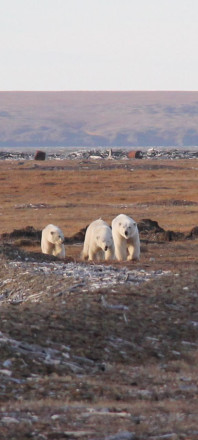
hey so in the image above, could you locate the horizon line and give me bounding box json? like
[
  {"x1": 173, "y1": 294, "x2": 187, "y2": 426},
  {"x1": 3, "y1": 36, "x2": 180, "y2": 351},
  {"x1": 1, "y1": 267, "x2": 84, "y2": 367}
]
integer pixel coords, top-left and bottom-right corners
[{"x1": 0, "y1": 89, "x2": 198, "y2": 93}]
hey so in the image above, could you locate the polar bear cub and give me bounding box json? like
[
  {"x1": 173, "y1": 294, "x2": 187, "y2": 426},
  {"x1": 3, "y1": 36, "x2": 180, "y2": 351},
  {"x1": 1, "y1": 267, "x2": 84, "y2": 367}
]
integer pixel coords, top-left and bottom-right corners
[
  {"x1": 82, "y1": 218, "x2": 114, "y2": 261},
  {"x1": 41, "y1": 224, "x2": 66, "y2": 259},
  {"x1": 112, "y1": 214, "x2": 140, "y2": 261}
]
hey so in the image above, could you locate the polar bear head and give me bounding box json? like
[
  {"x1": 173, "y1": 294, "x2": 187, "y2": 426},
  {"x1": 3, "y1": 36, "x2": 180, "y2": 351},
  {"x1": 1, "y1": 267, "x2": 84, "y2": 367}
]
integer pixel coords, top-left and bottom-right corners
[
  {"x1": 115, "y1": 214, "x2": 138, "y2": 240},
  {"x1": 48, "y1": 225, "x2": 64, "y2": 245},
  {"x1": 96, "y1": 227, "x2": 114, "y2": 252}
]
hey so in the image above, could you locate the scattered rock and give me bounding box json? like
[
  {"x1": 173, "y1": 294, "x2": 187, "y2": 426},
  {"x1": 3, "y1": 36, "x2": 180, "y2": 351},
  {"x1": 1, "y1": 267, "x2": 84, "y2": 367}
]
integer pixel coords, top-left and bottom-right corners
[
  {"x1": 59, "y1": 432, "x2": 94, "y2": 438},
  {"x1": 163, "y1": 230, "x2": 185, "y2": 241},
  {"x1": 105, "y1": 432, "x2": 136, "y2": 440},
  {"x1": 170, "y1": 199, "x2": 197, "y2": 206},
  {"x1": 152, "y1": 434, "x2": 178, "y2": 440},
  {"x1": 1, "y1": 147, "x2": 198, "y2": 161},
  {"x1": 0, "y1": 369, "x2": 12, "y2": 376},
  {"x1": 1, "y1": 417, "x2": 19, "y2": 424},
  {"x1": 0, "y1": 253, "x2": 171, "y2": 300}
]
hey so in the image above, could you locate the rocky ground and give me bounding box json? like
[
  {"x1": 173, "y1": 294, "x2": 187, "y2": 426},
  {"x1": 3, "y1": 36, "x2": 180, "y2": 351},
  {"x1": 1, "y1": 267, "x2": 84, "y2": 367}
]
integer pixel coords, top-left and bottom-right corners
[
  {"x1": 1, "y1": 146, "x2": 198, "y2": 161},
  {"x1": 0, "y1": 155, "x2": 198, "y2": 440}
]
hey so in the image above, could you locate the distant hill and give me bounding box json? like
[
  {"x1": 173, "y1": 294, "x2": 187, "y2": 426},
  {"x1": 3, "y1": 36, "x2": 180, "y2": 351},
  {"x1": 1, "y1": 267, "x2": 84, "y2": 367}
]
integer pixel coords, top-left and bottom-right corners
[{"x1": 1, "y1": 91, "x2": 198, "y2": 148}]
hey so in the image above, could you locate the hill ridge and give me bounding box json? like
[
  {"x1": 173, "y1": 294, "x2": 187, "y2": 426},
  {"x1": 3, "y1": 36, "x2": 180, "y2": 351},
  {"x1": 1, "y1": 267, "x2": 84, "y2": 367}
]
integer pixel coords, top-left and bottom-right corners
[{"x1": 1, "y1": 91, "x2": 198, "y2": 147}]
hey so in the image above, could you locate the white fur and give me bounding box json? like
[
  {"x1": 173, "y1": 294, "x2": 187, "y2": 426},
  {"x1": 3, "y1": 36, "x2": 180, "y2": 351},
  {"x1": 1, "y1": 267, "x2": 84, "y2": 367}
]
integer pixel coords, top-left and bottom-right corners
[
  {"x1": 82, "y1": 218, "x2": 114, "y2": 261},
  {"x1": 41, "y1": 224, "x2": 66, "y2": 259},
  {"x1": 112, "y1": 214, "x2": 140, "y2": 261}
]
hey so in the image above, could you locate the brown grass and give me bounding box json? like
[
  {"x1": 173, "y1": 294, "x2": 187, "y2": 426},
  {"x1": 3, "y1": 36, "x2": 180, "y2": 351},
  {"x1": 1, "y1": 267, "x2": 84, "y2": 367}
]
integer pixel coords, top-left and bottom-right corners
[{"x1": 0, "y1": 158, "x2": 198, "y2": 238}]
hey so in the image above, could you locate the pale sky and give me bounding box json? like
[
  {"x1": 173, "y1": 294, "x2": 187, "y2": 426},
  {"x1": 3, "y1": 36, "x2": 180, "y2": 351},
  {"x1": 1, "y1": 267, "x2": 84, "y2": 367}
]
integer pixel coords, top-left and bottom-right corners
[{"x1": 1, "y1": 0, "x2": 198, "y2": 91}]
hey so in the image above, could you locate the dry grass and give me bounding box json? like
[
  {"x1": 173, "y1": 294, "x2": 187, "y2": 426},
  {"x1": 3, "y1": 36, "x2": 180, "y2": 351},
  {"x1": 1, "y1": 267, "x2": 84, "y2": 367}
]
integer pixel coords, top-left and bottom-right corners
[{"x1": 0, "y1": 158, "x2": 198, "y2": 237}]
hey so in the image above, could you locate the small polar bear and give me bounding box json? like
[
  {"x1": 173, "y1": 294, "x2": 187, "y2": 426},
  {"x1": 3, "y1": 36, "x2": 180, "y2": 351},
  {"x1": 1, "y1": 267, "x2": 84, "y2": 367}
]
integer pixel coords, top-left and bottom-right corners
[
  {"x1": 112, "y1": 214, "x2": 140, "y2": 261},
  {"x1": 41, "y1": 224, "x2": 66, "y2": 259},
  {"x1": 82, "y1": 218, "x2": 114, "y2": 261}
]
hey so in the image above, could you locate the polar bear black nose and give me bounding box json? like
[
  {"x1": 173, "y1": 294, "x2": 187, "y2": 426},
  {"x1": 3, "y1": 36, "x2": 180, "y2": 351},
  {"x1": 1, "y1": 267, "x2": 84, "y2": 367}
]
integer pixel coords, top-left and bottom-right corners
[
  {"x1": 104, "y1": 245, "x2": 108, "y2": 251},
  {"x1": 125, "y1": 231, "x2": 128, "y2": 237}
]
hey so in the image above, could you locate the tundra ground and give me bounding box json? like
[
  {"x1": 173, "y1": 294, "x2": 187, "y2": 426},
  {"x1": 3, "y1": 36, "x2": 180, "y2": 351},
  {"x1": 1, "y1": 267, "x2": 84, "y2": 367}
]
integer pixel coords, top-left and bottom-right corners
[{"x1": 0, "y1": 158, "x2": 197, "y2": 440}]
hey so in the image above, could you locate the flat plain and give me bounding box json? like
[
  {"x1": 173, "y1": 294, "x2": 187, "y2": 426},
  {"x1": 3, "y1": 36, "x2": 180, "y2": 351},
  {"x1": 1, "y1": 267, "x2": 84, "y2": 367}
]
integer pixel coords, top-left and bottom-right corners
[{"x1": 0, "y1": 156, "x2": 198, "y2": 440}]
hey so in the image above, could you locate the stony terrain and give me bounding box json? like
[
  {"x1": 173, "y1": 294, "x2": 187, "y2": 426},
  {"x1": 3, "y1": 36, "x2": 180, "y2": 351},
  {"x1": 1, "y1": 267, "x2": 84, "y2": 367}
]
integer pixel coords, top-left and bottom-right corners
[
  {"x1": 1, "y1": 146, "x2": 198, "y2": 161},
  {"x1": 0, "y1": 154, "x2": 198, "y2": 440}
]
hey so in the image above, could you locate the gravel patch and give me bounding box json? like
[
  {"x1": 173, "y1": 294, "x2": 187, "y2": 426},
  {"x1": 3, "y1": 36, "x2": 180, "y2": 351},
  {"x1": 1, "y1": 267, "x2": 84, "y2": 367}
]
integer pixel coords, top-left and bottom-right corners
[{"x1": 0, "y1": 259, "x2": 170, "y2": 303}]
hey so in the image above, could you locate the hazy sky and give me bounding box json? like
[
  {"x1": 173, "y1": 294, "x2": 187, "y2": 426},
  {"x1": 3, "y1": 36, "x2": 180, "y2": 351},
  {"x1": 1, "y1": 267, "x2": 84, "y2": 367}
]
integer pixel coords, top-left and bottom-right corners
[{"x1": 1, "y1": 0, "x2": 198, "y2": 91}]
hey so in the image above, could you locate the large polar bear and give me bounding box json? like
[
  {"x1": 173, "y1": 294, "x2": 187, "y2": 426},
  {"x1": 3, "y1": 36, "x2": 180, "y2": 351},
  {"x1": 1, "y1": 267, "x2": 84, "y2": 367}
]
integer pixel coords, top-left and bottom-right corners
[
  {"x1": 82, "y1": 218, "x2": 114, "y2": 261},
  {"x1": 112, "y1": 214, "x2": 140, "y2": 261},
  {"x1": 41, "y1": 224, "x2": 66, "y2": 259}
]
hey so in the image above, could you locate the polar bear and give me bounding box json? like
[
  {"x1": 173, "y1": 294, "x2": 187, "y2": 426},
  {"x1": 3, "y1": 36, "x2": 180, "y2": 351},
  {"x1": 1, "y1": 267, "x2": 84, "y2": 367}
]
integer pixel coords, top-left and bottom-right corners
[
  {"x1": 112, "y1": 214, "x2": 140, "y2": 261},
  {"x1": 41, "y1": 224, "x2": 66, "y2": 259},
  {"x1": 82, "y1": 218, "x2": 114, "y2": 261}
]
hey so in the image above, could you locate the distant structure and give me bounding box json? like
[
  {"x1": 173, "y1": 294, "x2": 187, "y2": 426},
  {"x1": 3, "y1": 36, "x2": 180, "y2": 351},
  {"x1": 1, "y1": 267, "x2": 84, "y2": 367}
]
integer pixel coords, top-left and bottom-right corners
[
  {"x1": 34, "y1": 150, "x2": 46, "y2": 160},
  {"x1": 128, "y1": 150, "x2": 143, "y2": 159},
  {"x1": 108, "y1": 148, "x2": 113, "y2": 159}
]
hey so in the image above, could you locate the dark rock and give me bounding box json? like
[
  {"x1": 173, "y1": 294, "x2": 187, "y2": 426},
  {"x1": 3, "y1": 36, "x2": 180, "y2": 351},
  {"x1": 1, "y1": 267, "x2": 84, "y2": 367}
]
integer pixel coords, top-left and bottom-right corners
[
  {"x1": 0, "y1": 243, "x2": 28, "y2": 261},
  {"x1": 13, "y1": 238, "x2": 39, "y2": 247},
  {"x1": 163, "y1": 230, "x2": 185, "y2": 241},
  {"x1": 0, "y1": 242, "x2": 73, "y2": 262},
  {"x1": 138, "y1": 218, "x2": 165, "y2": 234},
  {"x1": 186, "y1": 226, "x2": 198, "y2": 239},
  {"x1": 64, "y1": 227, "x2": 87, "y2": 244},
  {"x1": 138, "y1": 218, "x2": 186, "y2": 242},
  {"x1": 1, "y1": 226, "x2": 41, "y2": 241}
]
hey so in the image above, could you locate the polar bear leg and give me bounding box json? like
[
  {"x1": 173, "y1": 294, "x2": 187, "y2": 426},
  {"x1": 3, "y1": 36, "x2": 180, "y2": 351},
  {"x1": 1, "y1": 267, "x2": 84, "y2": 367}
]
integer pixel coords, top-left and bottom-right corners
[
  {"x1": 88, "y1": 241, "x2": 104, "y2": 261},
  {"x1": 82, "y1": 236, "x2": 90, "y2": 260},
  {"x1": 82, "y1": 226, "x2": 92, "y2": 260},
  {"x1": 58, "y1": 248, "x2": 65, "y2": 258},
  {"x1": 127, "y1": 244, "x2": 135, "y2": 260},
  {"x1": 113, "y1": 236, "x2": 127, "y2": 261},
  {"x1": 115, "y1": 246, "x2": 127, "y2": 261},
  {"x1": 88, "y1": 248, "x2": 98, "y2": 261},
  {"x1": 132, "y1": 247, "x2": 140, "y2": 261},
  {"x1": 41, "y1": 240, "x2": 54, "y2": 255},
  {"x1": 53, "y1": 244, "x2": 65, "y2": 258},
  {"x1": 112, "y1": 232, "x2": 126, "y2": 261},
  {"x1": 96, "y1": 249, "x2": 104, "y2": 261},
  {"x1": 82, "y1": 246, "x2": 89, "y2": 260},
  {"x1": 127, "y1": 240, "x2": 140, "y2": 261},
  {"x1": 105, "y1": 246, "x2": 114, "y2": 261}
]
